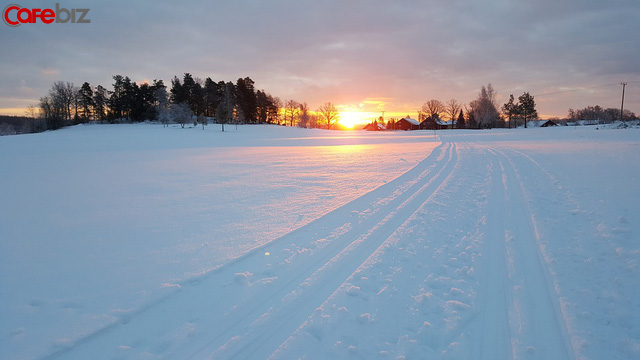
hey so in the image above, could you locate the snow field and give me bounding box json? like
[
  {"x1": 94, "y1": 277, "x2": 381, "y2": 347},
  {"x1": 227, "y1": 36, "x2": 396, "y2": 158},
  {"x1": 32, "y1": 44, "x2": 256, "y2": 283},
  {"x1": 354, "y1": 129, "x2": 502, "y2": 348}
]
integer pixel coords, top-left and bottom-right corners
[
  {"x1": 1, "y1": 124, "x2": 639, "y2": 359},
  {"x1": 0, "y1": 124, "x2": 438, "y2": 359}
]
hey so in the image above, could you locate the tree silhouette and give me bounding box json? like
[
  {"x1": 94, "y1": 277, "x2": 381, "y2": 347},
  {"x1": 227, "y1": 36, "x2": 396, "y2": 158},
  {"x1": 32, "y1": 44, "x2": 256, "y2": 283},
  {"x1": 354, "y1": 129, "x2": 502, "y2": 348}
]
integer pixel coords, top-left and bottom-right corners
[{"x1": 317, "y1": 102, "x2": 340, "y2": 129}]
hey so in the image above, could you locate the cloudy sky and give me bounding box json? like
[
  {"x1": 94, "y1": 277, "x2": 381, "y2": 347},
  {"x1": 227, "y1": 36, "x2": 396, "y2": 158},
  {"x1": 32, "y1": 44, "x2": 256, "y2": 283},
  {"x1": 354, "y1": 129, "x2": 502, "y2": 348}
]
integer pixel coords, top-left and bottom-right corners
[{"x1": 1, "y1": 0, "x2": 639, "y2": 119}]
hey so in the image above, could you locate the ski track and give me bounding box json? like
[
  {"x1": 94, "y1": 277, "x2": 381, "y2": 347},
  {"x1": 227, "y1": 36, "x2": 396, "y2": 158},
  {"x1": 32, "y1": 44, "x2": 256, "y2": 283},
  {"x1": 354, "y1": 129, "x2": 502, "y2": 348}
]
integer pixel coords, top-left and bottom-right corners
[
  {"x1": 483, "y1": 146, "x2": 574, "y2": 359},
  {"x1": 270, "y1": 141, "x2": 577, "y2": 359},
  {"x1": 37, "y1": 138, "x2": 594, "y2": 360},
  {"x1": 474, "y1": 145, "x2": 513, "y2": 359},
  {"x1": 502, "y1": 146, "x2": 639, "y2": 359},
  {"x1": 42, "y1": 142, "x2": 458, "y2": 360}
]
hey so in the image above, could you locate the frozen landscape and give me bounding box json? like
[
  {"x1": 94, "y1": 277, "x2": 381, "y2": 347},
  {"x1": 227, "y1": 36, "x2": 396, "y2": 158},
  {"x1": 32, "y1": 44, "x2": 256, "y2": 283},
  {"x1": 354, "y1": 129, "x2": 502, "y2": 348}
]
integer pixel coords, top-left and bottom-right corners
[{"x1": 1, "y1": 124, "x2": 639, "y2": 359}]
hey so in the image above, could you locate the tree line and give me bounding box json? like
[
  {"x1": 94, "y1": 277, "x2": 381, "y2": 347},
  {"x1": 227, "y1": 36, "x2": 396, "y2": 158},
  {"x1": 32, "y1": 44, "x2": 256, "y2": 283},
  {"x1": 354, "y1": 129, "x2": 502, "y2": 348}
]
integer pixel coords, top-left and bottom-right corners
[
  {"x1": 2, "y1": 80, "x2": 637, "y2": 136},
  {"x1": 35, "y1": 74, "x2": 286, "y2": 131},
  {"x1": 386, "y1": 83, "x2": 636, "y2": 130},
  {"x1": 407, "y1": 84, "x2": 538, "y2": 129},
  {"x1": 25, "y1": 73, "x2": 346, "y2": 133},
  {"x1": 567, "y1": 105, "x2": 636, "y2": 123}
]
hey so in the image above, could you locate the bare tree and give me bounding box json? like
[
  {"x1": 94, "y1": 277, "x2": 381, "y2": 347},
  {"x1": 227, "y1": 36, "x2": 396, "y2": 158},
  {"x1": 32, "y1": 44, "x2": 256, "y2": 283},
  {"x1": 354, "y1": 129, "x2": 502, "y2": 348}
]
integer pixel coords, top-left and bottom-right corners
[
  {"x1": 445, "y1": 99, "x2": 461, "y2": 124},
  {"x1": 470, "y1": 84, "x2": 500, "y2": 128},
  {"x1": 284, "y1": 99, "x2": 300, "y2": 126},
  {"x1": 38, "y1": 82, "x2": 76, "y2": 129},
  {"x1": 420, "y1": 99, "x2": 445, "y2": 119},
  {"x1": 49, "y1": 81, "x2": 77, "y2": 122},
  {"x1": 317, "y1": 102, "x2": 340, "y2": 129},
  {"x1": 39, "y1": 96, "x2": 52, "y2": 121},
  {"x1": 24, "y1": 105, "x2": 37, "y2": 118}
]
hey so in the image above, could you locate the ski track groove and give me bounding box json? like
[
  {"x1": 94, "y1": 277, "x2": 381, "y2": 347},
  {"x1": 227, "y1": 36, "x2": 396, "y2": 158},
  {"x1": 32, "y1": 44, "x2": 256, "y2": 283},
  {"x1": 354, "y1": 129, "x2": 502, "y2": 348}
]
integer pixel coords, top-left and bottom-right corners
[
  {"x1": 475, "y1": 145, "x2": 513, "y2": 359},
  {"x1": 491, "y1": 146, "x2": 575, "y2": 359},
  {"x1": 39, "y1": 140, "x2": 579, "y2": 360},
  {"x1": 201, "y1": 141, "x2": 458, "y2": 359},
  {"x1": 461, "y1": 142, "x2": 574, "y2": 360},
  {"x1": 42, "y1": 142, "x2": 458, "y2": 360}
]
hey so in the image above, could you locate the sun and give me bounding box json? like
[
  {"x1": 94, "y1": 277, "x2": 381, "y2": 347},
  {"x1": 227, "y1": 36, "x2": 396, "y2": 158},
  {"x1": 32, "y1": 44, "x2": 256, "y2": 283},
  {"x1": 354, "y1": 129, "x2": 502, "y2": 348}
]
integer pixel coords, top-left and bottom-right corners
[{"x1": 337, "y1": 111, "x2": 369, "y2": 129}]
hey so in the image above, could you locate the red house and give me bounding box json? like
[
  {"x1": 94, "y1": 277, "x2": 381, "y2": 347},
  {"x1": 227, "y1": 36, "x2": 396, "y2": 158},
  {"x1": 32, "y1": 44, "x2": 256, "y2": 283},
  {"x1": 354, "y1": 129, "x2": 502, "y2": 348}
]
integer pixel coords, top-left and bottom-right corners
[
  {"x1": 395, "y1": 117, "x2": 420, "y2": 130},
  {"x1": 420, "y1": 115, "x2": 454, "y2": 130}
]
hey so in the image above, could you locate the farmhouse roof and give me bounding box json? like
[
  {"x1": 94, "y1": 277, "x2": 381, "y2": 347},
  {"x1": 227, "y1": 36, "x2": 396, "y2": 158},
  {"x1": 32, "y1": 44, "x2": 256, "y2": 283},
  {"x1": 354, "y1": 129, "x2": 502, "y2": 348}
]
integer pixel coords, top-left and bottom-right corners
[{"x1": 401, "y1": 117, "x2": 420, "y2": 125}]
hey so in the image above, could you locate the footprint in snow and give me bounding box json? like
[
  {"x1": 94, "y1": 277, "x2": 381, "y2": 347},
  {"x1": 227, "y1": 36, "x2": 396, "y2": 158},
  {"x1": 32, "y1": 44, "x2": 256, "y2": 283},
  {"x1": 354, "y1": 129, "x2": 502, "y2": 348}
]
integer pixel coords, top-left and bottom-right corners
[
  {"x1": 346, "y1": 285, "x2": 361, "y2": 297},
  {"x1": 234, "y1": 271, "x2": 254, "y2": 286},
  {"x1": 358, "y1": 313, "x2": 371, "y2": 324}
]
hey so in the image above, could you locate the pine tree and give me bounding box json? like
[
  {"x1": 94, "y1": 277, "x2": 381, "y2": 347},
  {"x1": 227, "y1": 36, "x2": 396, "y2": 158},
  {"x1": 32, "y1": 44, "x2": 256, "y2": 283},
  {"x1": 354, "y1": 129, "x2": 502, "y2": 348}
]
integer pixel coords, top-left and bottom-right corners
[
  {"x1": 93, "y1": 85, "x2": 108, "y2": 122},
  {"x1": 122, "y1": 76, "x2": 136, "y2": 120},
  {"x1": 170, "y1": 76, "x2": 187, "y2": 105},
  {"x1": 467, "y1": 110, "x2": 478, "y2": 129},
  {"x1": 181, "y1": 73, "x2": 203, "y2": 115},
  {"x1": 255, "y1": 90, "x2": 269, "y2": 124},
  {"x1": 78, "y1": 82, "x2": 94, "y2": 122},
  {"x1": 236, "y1": 77, "x2": 257, "y2": 123},
  {"x1": 502, "y1": 94, "x2": 518, "y2": 129},
  {"x1": 203, "y1": 77, "x2": 219, "y2": 118},
  {"x1": 456, "y1": 109, "x2": 465, "y2": 129},
  {"x1": 129, "y1": 82, "x2": 146, "y2": 121},
  {"x1": 518, "y1": 92, "x2": 537, "y2": 128},
  {"x1": 266, "y1": 94, "x2": 279, "y2": 124},
  {"x1": 109, "y1": 75, "x2": 125, "y2": 121}
]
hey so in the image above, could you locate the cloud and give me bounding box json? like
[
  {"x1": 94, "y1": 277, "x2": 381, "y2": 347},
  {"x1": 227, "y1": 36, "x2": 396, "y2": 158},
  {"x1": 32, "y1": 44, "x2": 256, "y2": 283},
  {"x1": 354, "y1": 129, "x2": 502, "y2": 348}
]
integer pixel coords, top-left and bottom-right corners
[
  {"x1": 0, "y1": 0, "x2": 638, "y2": 117},
  {"x1": 42, "y1": 69, "x2": 60, "y2": 76}
]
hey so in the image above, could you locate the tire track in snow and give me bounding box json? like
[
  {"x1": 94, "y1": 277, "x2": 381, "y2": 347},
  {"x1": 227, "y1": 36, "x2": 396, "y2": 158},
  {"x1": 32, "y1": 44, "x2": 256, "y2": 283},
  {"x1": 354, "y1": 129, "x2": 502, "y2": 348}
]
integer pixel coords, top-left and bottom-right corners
[
  {"x1": 42, "y1": 142, "x2": 458, "y2": 360},
  {"x1": 491, "y1": 147, "x2": 575, "y2": 359}
]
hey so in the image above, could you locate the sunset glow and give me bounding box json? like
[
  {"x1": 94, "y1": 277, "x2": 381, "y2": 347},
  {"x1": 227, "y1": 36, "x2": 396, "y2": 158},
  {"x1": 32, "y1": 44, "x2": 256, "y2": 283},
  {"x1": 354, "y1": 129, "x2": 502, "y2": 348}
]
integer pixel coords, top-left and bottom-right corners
[
  {"x1": 337, "y1": 111, "x2": 371, "y2": 129},
  {"x1": 334, "y1": 102, "x2": 383, "y2": 129},
  {"x1": 335, "y1": 102, "x2": 418, "y2": 129}
]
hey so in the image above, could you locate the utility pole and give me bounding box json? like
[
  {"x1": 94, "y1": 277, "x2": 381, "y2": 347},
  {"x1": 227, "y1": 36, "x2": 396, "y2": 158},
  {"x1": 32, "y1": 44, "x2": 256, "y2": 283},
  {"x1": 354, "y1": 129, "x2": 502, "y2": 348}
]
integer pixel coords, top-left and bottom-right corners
[{"x1": 620, "y1": 82, "x2": 627, "y2": 121}]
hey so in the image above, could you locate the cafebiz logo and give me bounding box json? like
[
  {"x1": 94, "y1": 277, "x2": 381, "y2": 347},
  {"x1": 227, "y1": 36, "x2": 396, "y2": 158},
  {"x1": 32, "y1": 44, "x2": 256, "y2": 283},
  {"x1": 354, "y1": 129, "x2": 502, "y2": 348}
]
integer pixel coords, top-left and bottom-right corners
[{"x1": 3, "y1": 3, "x2": 90, "y2": 26}]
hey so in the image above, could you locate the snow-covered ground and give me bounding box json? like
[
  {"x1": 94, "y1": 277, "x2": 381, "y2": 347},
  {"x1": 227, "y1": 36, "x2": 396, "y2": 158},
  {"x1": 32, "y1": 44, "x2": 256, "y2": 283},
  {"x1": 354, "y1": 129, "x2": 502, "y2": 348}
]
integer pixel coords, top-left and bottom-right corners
[{"x1": 1, "y1": 124, "x2": 638, "y2": 359}]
